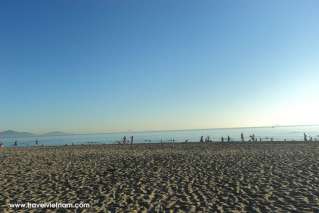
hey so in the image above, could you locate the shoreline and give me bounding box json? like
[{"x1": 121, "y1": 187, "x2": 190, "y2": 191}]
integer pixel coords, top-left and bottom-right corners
[{"x1": 0, "y1": 140, "x2": 316, "y2": 149}]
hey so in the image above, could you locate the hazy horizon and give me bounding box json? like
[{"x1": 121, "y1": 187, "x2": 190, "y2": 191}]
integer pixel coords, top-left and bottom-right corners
[
  {"x1": 1, "y1": 0, "x2": 318, "y2": 134},
  {"x1": 2, "y1": 123, "x2": 319, "y2": 136}
]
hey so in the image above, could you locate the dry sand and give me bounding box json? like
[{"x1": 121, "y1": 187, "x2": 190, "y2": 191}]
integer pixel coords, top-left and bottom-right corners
[{"x1": 1, "y1": 142, "x2": 319, "y2": 212}]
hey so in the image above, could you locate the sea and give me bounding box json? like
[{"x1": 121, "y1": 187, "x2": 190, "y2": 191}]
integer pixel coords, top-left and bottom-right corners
[{"x1": 1, "y1": 125, "x2": 319, "y2": 147}]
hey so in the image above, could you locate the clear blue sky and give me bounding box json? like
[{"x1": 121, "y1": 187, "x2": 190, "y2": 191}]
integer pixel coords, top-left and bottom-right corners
[{"x1": 0, "y1": 0, "x2": 318, "y2": 133}]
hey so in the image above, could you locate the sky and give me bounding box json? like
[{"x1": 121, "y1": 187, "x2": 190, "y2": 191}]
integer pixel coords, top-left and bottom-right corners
[{"x1": 0, "y1": 0, "x2": 318, "y2": 134}]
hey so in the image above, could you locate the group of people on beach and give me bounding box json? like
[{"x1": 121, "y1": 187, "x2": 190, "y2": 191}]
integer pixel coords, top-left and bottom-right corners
[
  {"x1": 304, "y1": 133, "x2": 315, "y2": 142},
  {"x1": 119, "y1": 136, "x2": 134, "y2": 145},
  {"x1": 200, "y1": 135, "x2": 233, "y2": 143},
  {"x1": 200, "y1": 136, "x2": 213, "y2": 143},
  {"x1": 199, "y1": 133, "x2": 270, "y2": 143},
  {"x1": 198, "y1": 132, "x2": 317, "y2": 143}
]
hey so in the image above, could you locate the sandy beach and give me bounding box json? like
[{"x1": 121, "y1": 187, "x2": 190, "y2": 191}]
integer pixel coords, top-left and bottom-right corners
[{"x1": 1, "y1": 142, "x2": 319, "y2": 212}]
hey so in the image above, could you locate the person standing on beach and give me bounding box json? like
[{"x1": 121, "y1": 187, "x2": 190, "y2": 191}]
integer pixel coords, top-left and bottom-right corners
[
  {"x1": 250, "y1": 134, "x2": 256, "y2": 142},
  {"x1": 221, "y1": 137, "x2": 224, "y2": 143},
  {"x1": 123, "y1": 136, "x2": 127, "y2": 144},
  {"x1": 304, "y1": 133, "x2": 308, "y2": 142},
  {"x1": 241, "y1": 133, "x2": 245, "y2": 142},
  {"x1": 200, "y1": 136, "x2": 204, "y2": 143},
  {"x1": 14, "y1": 140, "x2": 18, "y2": 146},
  {"x1": 130, "y1": 136, "x2": 133, "y2": 145},
  {"x1": 206, "y1": 136, "x2": 211, "y2": 143},
  {"x1": 227, "y1": 136, "x2": 230, "y2": 143}
]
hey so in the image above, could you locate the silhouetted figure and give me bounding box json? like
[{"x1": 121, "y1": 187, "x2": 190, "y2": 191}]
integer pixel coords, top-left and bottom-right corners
[
  {"x1": 241, "y1": 133, "x2": 245, "y2": 142},
  {"x1": 123, "y1": 136, "x2": 127, "y2": 144},
  {"x1": 250, "y1": 134, "x2": 255, "y2": 142},
  {"x1": 14, "y1": 140, "x2": 18, "y2": 147},
  {"x1": 270, "y1": 138, "x2": 274, "y2": 142},
  {"x1": 221, "y1": 137, "x2": 224, "y2": 143},
  {"x1": 205, "y1": 136, "x2": 210, "y2": 143},
  {"x1": 259, "y1": 138, "x2": 262, "y2": 142},
  {"x1": 200, "y1": 136, "x2": 204, "y2": 143},
  {"x1": 227, "y1": 136, "x2": 230, "y2": 143},
  {"x1": 130, "y1": 136, "x2": 134, "y2": 145},
  {"x1": 304, "y1": 133, "x2": 308, "y2": 142},
  {"x1": 35, "y1": 139, "x2": 39, "y2": 145}
]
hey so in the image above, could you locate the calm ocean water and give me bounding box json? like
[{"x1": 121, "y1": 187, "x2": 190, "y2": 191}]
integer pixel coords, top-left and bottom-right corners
[{"x1": 1, "y1": 126, "x2": 319, "y2": 147}]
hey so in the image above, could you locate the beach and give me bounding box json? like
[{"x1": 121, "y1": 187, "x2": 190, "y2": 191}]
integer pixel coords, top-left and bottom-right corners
[{"x1": 1, "y1": 142, "x2": 319, "y2": 212}]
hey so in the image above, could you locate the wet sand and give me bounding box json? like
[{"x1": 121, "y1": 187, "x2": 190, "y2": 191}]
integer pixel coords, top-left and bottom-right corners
[{"x1": 1, "y1": 142, "x2": 319, "y2": 212}]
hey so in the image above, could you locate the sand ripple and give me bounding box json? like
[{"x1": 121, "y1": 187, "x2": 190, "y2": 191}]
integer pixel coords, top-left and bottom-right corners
[{"x1": 1, "y1": 142, "x2": 319, "y2": 212}]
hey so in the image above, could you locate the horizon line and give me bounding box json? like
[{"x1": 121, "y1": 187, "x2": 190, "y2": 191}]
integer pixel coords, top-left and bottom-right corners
[{"x1": 2, "y1": 123, "x2": 319, "y2": 137}]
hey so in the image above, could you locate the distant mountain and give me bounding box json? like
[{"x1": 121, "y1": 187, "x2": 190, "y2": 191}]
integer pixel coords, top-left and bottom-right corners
[
  {"x1": 0, "y1": 130, "x2": 72, "y2": 138},
  {"x1": 41, "y1": 131, "x2": 70, "y2": 136},
  {"x1": 0, "y1": 130, "x2": 35, "y2": 138}
]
